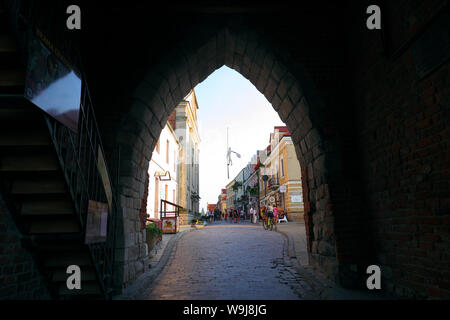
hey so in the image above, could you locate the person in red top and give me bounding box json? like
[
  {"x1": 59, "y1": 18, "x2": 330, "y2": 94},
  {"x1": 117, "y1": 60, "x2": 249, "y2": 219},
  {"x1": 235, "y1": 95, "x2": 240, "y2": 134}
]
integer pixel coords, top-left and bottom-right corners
[
  {"x1": 236, "y1": 209, "x2": 240, "y2": 223},
  {"x1": 273, "y1": 206, "x2": 279, "y2": 226}
]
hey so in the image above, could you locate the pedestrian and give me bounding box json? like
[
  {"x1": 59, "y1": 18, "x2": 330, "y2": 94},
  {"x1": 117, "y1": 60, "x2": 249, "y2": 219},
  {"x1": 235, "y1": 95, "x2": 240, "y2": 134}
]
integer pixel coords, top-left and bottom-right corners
[
  {"x1": 260, "y1": 206, "x2": 265, "y2": 222},
  {"x1": 262, "y1": 206, "x2": 268, "y2": 224},
  {"x1": 250, "y1": 206, "x2": 256, "y2": 224},
  {"x1": 273, "y1": 206, "x2": 279, "y2": 226},
  {"x1": 267, "y1": 205, "x2": 274, "y2": 226}
]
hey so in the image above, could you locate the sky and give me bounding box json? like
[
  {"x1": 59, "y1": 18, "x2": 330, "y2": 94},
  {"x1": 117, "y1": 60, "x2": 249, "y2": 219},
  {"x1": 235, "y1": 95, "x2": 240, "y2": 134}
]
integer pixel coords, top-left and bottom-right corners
[{"x1": 194, "y1": 66, "x2": 285, "y2": 212}]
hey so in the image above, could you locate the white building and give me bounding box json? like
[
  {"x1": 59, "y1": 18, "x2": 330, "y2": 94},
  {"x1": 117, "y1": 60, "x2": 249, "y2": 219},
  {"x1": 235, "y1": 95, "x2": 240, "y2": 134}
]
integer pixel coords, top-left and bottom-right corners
[
  {"x1": 147, "y1": 121, "x2": 181, "y2": 219},
  {"x1": 172, "y1": 90, "x2": 201, "y2": 221}
]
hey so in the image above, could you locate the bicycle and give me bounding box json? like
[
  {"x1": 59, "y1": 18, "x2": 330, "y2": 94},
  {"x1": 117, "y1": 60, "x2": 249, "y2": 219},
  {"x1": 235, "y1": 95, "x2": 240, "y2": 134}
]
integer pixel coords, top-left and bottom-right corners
[{"x1": 262, "y1": 215, "x2": 274, "y2": 231}]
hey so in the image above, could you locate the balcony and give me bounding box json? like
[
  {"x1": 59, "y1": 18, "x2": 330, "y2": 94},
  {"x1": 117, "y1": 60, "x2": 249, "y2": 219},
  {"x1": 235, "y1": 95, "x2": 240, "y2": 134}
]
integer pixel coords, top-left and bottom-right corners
[{"x1": 267, "y1": 177, "x2": 279, "y2": 190}]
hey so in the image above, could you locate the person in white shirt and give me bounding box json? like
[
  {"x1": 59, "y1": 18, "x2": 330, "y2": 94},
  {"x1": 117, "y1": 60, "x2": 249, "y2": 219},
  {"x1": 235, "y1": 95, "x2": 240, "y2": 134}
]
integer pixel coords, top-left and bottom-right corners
[{"x1": 250, "y1": 206, "x2": 256, "y2": 223}]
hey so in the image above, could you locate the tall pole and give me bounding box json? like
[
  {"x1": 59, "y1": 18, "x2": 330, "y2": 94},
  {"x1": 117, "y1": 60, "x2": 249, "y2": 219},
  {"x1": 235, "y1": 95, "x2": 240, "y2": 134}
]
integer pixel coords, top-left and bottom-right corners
[{"x1": 227, "y1": 127, "x2": 229, "y2": 179}]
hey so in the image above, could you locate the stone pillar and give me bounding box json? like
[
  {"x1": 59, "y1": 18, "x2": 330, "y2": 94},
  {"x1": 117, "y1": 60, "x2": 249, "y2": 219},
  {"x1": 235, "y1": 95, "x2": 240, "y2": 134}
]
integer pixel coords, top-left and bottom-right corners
[{"x1": 179, "y1": 207, "x2": 189, "y2": 226}]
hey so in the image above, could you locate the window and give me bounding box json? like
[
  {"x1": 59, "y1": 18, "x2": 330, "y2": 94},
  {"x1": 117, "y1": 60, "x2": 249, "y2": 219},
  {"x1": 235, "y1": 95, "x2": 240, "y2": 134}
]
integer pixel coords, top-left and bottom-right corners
[
  {"x1": 166, "y1": 140, "x2": 169, "y2": 164},
  {"x1": 280, "y1": 158, "x2": 285, "y2": 177},
  {"x1": 156, "y1": 138, "x2": 160, "y2": 153},
  {"x1": 174, "y1": 151, "x2": 176, "y2": 171}
]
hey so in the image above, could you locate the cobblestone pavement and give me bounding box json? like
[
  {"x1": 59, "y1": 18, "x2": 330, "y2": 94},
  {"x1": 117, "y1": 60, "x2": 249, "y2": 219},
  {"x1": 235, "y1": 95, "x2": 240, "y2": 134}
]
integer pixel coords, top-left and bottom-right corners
[{"x1": 146, "y1": 221, "x2": 318, "y2": 300}]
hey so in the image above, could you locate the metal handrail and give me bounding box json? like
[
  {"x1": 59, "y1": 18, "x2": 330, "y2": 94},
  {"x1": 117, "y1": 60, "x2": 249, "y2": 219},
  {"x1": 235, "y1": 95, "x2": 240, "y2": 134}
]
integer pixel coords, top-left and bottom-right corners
[
  {"x1": 3, "y1": 0, "x2": 120, "y2": 299},
  {"x1": 45, "y1": 79, "x2": 120, "y2": 299},
  {"x1": 160, "y1": 199, "x2": 183, "y2": 218}
]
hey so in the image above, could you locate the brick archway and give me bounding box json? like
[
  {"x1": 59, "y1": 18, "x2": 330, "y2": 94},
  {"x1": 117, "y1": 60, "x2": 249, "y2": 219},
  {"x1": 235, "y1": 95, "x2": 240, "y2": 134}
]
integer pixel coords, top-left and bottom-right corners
[{"x1": 112, "y1": 23, "x2": 368, "y2": 292}]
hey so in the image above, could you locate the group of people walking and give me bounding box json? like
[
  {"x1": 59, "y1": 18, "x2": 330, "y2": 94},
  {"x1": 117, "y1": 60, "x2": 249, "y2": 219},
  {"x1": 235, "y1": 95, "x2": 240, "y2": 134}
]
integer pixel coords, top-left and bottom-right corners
[
  {"x1": 224, "y1": 208, "x2": 246, "y2": 223},
  {"x1": 206, "y1": 208, "x2": 223, "y2": 222},
  {"x1": 205, "y1": 205, "x2": 281, "y2": 226}
]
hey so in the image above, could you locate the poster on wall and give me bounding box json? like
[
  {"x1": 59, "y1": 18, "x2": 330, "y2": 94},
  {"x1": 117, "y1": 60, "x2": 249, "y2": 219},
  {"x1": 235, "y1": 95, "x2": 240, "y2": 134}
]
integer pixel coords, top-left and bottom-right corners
[
  {"x1": 85, "y1": 200, "x2": 108, "y2": 244},
  {"x1": 97, "y1": 146, "x2": 113, "y2": 210},
  {"x1": 24, "y1": 29, "x2": 81, "y2": 132}
]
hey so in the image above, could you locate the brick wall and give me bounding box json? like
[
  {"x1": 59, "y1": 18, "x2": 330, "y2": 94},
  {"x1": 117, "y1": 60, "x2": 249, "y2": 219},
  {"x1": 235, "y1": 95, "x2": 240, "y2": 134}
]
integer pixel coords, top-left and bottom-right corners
[
  {"x1": 350, "y1": 1, "x2": 450, "y2": 299},
  {"x1": 4, "y1": 1, "x2": 448, "y2": 298},
  {"x1": 0, "y1": 194, "x2": 50, "y2": 299}
]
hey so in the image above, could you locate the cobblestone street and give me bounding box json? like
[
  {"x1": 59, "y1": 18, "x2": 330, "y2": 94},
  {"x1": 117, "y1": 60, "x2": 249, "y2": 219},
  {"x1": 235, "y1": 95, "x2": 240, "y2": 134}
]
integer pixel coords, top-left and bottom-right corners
[{"x1": 145, "y1": 221, "x2": 317, "y2": 300}]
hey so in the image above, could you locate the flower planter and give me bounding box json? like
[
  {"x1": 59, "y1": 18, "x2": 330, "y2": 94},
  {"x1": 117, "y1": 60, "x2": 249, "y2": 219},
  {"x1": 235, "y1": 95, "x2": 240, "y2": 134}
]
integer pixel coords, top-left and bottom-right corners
[{"x1": 146, "y1": 223, "x2": 162, "y2": 255}]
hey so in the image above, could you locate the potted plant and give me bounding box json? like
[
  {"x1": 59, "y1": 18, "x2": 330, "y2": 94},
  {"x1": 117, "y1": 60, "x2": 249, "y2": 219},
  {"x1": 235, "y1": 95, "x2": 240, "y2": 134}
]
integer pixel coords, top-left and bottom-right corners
[
  {"x1": 190, "y1": 218, "x2": 199, "y2": 227},
  {"x1": 232, "y1": 181, "x2": 242, "y2": 191},
  {"x1": 145, "y1": 222, "x2": 162, "y2": 255}
]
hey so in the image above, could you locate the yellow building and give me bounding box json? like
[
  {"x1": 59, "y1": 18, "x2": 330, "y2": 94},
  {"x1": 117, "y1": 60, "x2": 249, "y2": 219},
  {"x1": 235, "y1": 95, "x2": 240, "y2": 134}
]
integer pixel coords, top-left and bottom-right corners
[
  {"x1": 226, "y1": 178, "x2": 236, "y2": 211},
  {"x1": 259, "y1": 127, "x2": 304, "y2": 222},
  {"x1": 217, "y1": 189, "x2": 227, "y2": 213}
]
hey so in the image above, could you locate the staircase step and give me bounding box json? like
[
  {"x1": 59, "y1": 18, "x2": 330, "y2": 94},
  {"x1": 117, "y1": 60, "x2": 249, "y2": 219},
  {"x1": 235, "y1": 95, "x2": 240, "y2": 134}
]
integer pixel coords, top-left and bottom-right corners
[
  {"x1": 0, "y1": 10, "x2": 7, "y2": 35},
  {"x1": 34, "y1": 242, "x2": 85, "y2": 253},
  {"x1": 0, "y1": 85, "x2": 24, "y2": 95},
  {"x1": 0, "y1": 51, "x2": 22, "y2": 70},
  {"x1": 52, "y1": 267, "x2": 98, "y2": 282},
  {"x1": 58, "y1": 281, "x2": 102, "y2": 296},
  {"x1": 11, "y1": 176, "x2": 66, "y2": 195},
  {"x1": 0, "y1": 68, "x2": 25, "y2": 86},
  {"x1": 29, "y1": 216, "x2": 81, "y2": 234},
  {"x1": 0, "y1": 35, "x2": 17, "y2": 53},
  {"x1": 43, "y1": 251, "x2": 92, "y2": 268},
  {"x1": 0, "y1": 127, "x2": 51, "y2": 146},
  {"x1": 0, "y1": 102, "x2": 40, "y2": 117},
  {"x1": 0, "y1": 153, "x2": 60, "y2": 172},
  {"x1": 21, "y1": 199, "x2": 74, "y2": 215}
]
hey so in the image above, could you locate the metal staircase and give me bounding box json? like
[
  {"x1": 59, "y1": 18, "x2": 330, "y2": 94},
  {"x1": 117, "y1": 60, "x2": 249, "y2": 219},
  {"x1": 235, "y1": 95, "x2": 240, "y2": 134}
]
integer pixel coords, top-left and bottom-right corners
[{"x1": 0, "y1": 1, "x2": 119, "y2": 299}]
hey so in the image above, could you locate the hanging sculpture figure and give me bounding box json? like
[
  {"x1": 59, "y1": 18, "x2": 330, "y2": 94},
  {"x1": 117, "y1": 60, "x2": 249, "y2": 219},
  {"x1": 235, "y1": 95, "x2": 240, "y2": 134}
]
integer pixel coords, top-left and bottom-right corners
[{"x1": 226, "y1": 127, "x2": 241, "y2": 179}]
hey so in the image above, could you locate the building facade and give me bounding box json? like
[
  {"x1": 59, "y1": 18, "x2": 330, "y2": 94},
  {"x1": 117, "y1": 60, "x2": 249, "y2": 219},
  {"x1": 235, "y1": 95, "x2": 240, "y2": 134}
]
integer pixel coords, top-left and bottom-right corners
[
  {"x1": 233, "y1": 168, "x2": 245, "y2": 210},
  {"x1": 170, "y1": 90, "x2": 201, "y2": 223},
  {"x1": 242, "y1": 153, "x2": 259, "y2": 213},
  {"x1": 217, "y1": 188, "x2": 227, "y2": 213},
  {"x1": 207, "y1": 203, "x2": 216, "y2": 213},
  {"x1": 146, "y1": 121, "x2": 180, "y2": 220},
  {"x1": 225, "y1": 178, "x2": 235, "y2": 211},
  {"x1": 147, "y1": 89, "x2": 201, "y2": 225},
  {"x1": 259, "y1": 126, "x2": 304, "y2": 221},
  {"x1": 277, "y1": 131, "x2": 304, "y2": 221}
]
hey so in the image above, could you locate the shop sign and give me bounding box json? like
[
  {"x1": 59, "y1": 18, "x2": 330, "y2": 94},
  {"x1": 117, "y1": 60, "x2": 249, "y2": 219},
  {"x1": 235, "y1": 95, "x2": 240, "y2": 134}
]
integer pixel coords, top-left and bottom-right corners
[{"x1": 162, "y1": 217, "x2": 178, "y2": 234}]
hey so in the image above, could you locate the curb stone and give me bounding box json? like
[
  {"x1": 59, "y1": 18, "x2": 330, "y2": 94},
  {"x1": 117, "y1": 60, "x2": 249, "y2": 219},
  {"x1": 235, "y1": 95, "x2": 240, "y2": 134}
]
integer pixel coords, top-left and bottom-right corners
[
  {"x1": 275, "y1": 227, "x2": 394, "y2": 300},
  {"x1": 275, "y1": 227, "x2": 332, "y2": 299},
  {"x1": 113, "y1": 227, "x2": 197, "y2": 300}
]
